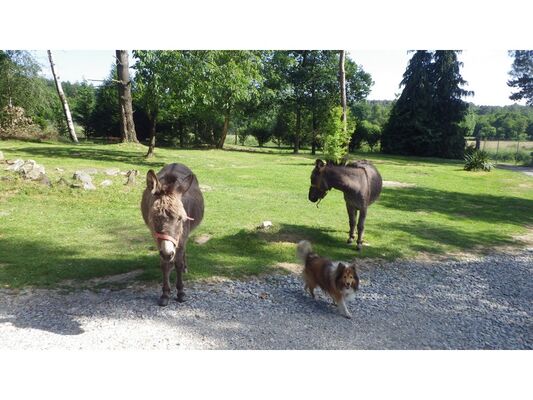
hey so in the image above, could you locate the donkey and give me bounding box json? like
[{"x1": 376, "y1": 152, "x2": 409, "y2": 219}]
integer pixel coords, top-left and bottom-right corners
[
  {"x1": 308, "y1": 159, "x2": 382, "y2": 251},
  {"x1": 141, "y1": 163, "x2": 204, "y2": 306}
]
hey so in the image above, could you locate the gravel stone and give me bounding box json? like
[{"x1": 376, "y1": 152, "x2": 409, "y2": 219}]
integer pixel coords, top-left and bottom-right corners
[{"x1": 0, "y1": 250, "x2": 531, "y2": 349}]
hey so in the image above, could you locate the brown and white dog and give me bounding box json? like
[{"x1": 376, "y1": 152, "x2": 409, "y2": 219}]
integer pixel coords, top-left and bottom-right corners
[{"x1": 297, "y1": 240, "x2": 359, "y2": 318}]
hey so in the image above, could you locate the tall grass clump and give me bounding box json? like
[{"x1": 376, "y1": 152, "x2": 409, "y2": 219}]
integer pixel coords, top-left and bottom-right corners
[{"x1": 464, "y1": 149, "x2": 494, "y2": 171}]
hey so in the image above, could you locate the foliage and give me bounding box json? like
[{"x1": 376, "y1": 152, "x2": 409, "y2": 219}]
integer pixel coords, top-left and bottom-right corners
[
  {"x1": 87, "y1": 66, "x2": 120, "y2": 137},
  {"x1": 382, "y1": 51, "x2": 472, "y2": 159},
  {"x1": 323, "y1": 106, "x2": 354, "y2": 163},
  {"x1": 508, "y1": 50, "x2": 533, "y2": 106},
  {"x1": 463, "y1": 149, "x2": 494, "y2": 171},
  {"x1": 71, "y1": 81, "x2": 95, "y2": 136},
  {"x1": 353, "y1": 120, "x2": 382, "y2": 151}
]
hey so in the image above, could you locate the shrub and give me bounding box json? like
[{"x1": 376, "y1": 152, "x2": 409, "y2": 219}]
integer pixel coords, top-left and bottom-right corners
[
  {"x1": 323, "y1": 106, "x2": 354, "y2": 164},
  {"x1": 464, "y1": 149, "x2": 494, "y2": 171}
]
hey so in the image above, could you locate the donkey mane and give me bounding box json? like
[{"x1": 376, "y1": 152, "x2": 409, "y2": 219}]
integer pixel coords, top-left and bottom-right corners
[
  {"x1": 344, "y1": 160, "x2": 372, "y2": 169},
  {"x1": 151, "y1": 192, "x2": 183, "y2": 219}
]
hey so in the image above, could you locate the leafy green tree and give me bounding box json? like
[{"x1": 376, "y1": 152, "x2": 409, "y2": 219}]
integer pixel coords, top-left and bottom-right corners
[
  {"x1": 323, "y1": 106, "x2": 354, "y2": 163},
  {"x1": 508, "y1": 50, "x2": 533, "y2": 106}
]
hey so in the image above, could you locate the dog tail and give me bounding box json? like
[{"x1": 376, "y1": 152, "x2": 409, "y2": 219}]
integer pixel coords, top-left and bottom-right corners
[{"x1": 297, "y1": 240, "x2": 313, "y2": 262}]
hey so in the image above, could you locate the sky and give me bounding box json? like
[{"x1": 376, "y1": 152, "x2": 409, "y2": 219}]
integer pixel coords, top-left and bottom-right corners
[{"x1": 32, "y1": 50, "x2": 524, "y2": 107}]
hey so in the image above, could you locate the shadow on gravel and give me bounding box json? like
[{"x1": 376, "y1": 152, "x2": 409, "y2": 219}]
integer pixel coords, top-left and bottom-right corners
[{"x1": 0, "y1": 310, "x2": 84, "y2": 336}]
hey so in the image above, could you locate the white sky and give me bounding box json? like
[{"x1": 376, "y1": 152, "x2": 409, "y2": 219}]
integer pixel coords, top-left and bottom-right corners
[{"x1": 33, "y1": 49, "x2": 524, "y2": 107}]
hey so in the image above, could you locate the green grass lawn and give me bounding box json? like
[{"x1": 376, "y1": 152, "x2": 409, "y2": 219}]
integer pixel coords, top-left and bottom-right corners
[{"x1": 1, "y1": 139, "x2": 532, "y2": 288}]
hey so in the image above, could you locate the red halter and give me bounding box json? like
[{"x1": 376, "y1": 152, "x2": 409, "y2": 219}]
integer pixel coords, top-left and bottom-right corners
[
  {"x1": 153, "y1": 232, "x2": 179, "y2": 247},
  {"x1": 152, "y1": 216, "x2": 194, "y2": 247}
]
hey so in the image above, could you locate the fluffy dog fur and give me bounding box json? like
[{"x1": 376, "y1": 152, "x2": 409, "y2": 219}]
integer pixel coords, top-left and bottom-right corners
[{"x1": 297, "y1": 240, "x2": 359, "y2": 318}]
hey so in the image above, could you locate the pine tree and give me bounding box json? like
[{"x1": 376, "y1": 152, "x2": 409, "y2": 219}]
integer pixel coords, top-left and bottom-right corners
[
  {"x1": 431, "y1": 50, "x2": 472, "y2": 158},
  {"x1": 382, "y1": 51, "x2": 435, "y2": 155},
  {"x1": 508, "y1": 50, "x2": 533, "y2": 106}
]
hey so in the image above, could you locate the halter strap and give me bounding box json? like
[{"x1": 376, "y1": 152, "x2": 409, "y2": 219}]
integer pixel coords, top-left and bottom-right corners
[{"x1": 153, "y1": 232, "x2": 179, "y2": 247}]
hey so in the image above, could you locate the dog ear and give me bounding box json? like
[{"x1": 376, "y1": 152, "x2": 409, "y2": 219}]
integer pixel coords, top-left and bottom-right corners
[
  {"x1": 146, "y1": 170, "x2": 160, "y2": 194},
  {"x1": 335, "y1": 262, "x2": 346, "y2": 280}
]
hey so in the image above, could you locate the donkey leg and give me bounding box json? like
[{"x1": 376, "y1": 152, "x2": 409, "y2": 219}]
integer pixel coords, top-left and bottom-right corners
[
  {"x1": 346, "y1": 203, "x2": 357, "y2": 244},
  {"x1": 356, "y1": 207, "x2": 368, "y2": 251},
  {"x1": 158, "y1": 260, "x2": 172, "y2": 306},
  {"x1": 175, "y1": 247, "x2": 187, "y2": 302}
]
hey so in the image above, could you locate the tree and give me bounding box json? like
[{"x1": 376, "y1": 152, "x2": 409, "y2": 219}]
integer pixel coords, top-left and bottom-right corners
[
  {"x1": 132, "y1": 51, "x2": 167, "y2": 157},
  {"x1": 508, "y1": 50, "x2": 533, "y2": 106},
  {"x1": 47, "y1": 50, "x2": 78, "y2": 143},
  {"x1": 339, "y1": 50, "x2": 347, "y2": 135},
  {"x1": 382, "y1": 51, "x2": 471, "y2": 158},
  {"x1": 323, "y1": 106, "x2": 353, "y2": 163},
  {"x1": 382, "y1": 51, "x2": 435, "y2": 156},
  {"x1": 88, "y1": 66, "x2": 121, "y2": 137},
  {"x1": 116, "y1": 50, "x2": 138, "y2": 143},
  {"x1": 431, "y1": 50, "x2": 472, "y2": 158},
  {"x1": 72, "y1": 81, "x2": 95, "y2": 137}
]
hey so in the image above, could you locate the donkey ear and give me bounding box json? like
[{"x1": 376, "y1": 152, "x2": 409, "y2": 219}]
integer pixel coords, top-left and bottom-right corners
[
  {"x1": 176, "y1": 174, "x2": 194, "y2": 194},
  {"x1": 146, "y1": 170, "x2": 160, "y2": 194},
  {"x1": 315, "y1": 159, "x2": 325, "y2": 169}
]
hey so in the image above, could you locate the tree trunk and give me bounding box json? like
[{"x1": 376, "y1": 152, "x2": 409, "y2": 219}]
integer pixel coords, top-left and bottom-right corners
[
  {"x1": 115, "y1": 50, "x2": 138, "y2": 143},
  {"x1": 294, "y1": 105, "x2": 301, "y2": 153},
  {"x1": 179, "y1": 120, "x2": 185, "y2": 148},
  {"x1": 47, "y1": 50, "x2": 78, "y2": 143},
  {"x1": 339, "y1": 50, "x2": 347, "y2": 134},
  {"x1": 217, "y1": 111, "x2": 230, "y2": 149},
  {"x1": 146, "y1": 114, "x2": 157, "y2": 158}
]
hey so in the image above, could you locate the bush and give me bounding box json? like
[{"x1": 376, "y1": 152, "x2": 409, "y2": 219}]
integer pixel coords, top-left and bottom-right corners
[
  {"x1": 323, "y1": 106, "x2": 354, "y2": 164},
  {"x1": 464, "y1": 149, "x2": 494, "y2": 171}
]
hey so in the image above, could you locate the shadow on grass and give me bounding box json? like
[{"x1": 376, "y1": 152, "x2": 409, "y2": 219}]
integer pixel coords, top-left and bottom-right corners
[
  {"x1": 379, "y1": 186, "x2": 533, "y2": 226},
  {"x1": 14, "y1": 145, "x2": 166, "y2": 169}
]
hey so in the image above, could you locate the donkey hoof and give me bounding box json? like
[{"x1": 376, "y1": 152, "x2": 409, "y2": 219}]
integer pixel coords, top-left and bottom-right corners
[
  {"x1": 347, "y1": 237, "x2": 354, "y2": 244},
  {"x1": 176, "y1": 292, "x2": 186, "y2": 303},
  {"x1": 158, "y1": 296, "x2": 170, "y2": 307},
  {"x1": 356, "y1": 243, "x2": 363, "y2": 252}
]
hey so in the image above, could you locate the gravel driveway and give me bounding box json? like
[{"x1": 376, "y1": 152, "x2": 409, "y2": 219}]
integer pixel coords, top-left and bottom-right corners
[{"x1": 1, "y1": 250, "x2": 531, "y2": 349}]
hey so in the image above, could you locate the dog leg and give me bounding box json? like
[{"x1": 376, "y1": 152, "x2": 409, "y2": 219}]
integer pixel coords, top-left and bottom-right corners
[{"x1": 337, "y1": 298, "x2": 352, "y2": 319}]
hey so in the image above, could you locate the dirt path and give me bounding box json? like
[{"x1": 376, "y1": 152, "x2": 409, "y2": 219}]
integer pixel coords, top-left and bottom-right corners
[{"x1": 1, "y1": 249, "x2": 531, "y2": 350}]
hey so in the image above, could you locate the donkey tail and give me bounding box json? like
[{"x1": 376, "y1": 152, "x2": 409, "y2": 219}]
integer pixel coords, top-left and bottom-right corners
[{"x1": 297, "y1": 240, "x2": 313, "y2": 262}]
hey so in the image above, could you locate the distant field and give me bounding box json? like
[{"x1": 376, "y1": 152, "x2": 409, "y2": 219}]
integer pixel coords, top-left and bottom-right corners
[
  {"x1": 1, "y1": 139, "x2": 532, "y2": 288},
  {"x1": 467, "y1": 140, "x2": 533, "y2": 152}
]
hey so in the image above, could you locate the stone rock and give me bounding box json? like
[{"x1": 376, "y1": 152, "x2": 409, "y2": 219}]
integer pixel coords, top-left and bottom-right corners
[
  {"x1": 100, "y1": 179, "x2": 113, "y2": 187},
  {"x1": 257, "y1": 221, "x2": 273, "y2": 230},
  {"x1": 125, "y1": 170, "x2": 139, "y2": 185},
  {"x1": 37, "y1": 175, "x2": 51, "y2": 187},
  {"x1": 20, "y1": 160, "x2": 46, "y2": 181},
  {"x1": 0, "y1": 151, "x2": 4, "y2": 161},
  {"x1": 73, "y1": 171, "x2": 95, "y2": 190},
  {"x1": 199, "y1": 184, "x2": 213, "y2": 192},
  {"x1": 5, "y1": 159, "x2": 24, "y2": 171},
  {"x1": 73, "y1": 171, "x2": 92, "y2": 183},
  {"x1": 55, "y1": 167, "x2": 64, "y2": 173},
  {"x1": 104, "y1": 168, "x2": 120, "y2": 176},
  {"x1": 194, "y1": 234, "x2": 212, "y2": 245}
]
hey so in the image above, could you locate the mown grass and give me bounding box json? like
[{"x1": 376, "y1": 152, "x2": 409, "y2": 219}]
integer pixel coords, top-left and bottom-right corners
[{"x1": 1, "y1": 139, "x2": 532, "y2": 288}]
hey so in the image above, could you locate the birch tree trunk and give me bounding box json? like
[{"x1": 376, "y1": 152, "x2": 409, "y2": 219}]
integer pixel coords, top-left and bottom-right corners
[
  {"x1": 116, "y1": 50, "x2": 138, "y2": 143},
  {"x1": 47, "y1": 50, "x2": 78, "y2": 143},
  {"x1": 339, "y1": 50, "x2": 347, "y2": 134}
]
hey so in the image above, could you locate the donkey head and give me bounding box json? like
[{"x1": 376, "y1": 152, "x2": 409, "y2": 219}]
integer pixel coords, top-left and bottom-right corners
[
  {"x1": 308, "y1": 159, "x2": 330, "y2": 202},
  {"x1": 146, "y1": 170, "x2": 194, "y2": 262}
]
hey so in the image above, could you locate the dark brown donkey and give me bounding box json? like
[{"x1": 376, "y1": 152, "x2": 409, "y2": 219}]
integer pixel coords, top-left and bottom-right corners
[
  {"x1": 308, "y1": 159, "x2": 382, "y2": 251},
  {"x1": 141, "y1": 163, "x2": 204, "y2": 306}
]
